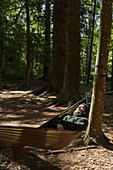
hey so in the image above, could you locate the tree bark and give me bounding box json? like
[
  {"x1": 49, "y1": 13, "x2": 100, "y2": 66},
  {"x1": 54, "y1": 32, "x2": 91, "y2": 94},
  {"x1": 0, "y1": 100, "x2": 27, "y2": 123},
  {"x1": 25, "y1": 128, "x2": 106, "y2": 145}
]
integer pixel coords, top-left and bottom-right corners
[
  {"x1": 84, "y1": 0, "x2": 113, "y2": 150},
  {"x1": 0, "y1": 0, "x2": 3, "y2": 78},
  {"x1": 87, "y1": 0, "x2": 96, "y2": 84},
  {"x1": 111, "y1": 49, "x2": 113, "y2": 90},
  {"x1": 43, "y1": 0, "x2": 51, "y2": 80},
  {"x1": 51, "y1": 0, "x2": 68, "y2": 93},
  {"x1": 25, "y1": 0, "x2": 32, "y2": 88},
  {"x1": 61, "y1": 0, "x2": 80, "y2": 105}
]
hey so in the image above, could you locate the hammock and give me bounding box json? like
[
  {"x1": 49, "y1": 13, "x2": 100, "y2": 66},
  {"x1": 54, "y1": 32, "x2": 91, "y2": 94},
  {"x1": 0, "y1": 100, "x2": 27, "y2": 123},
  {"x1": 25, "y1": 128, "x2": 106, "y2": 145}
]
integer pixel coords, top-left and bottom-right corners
[
  {"x1": 0, "y1": 126, "x2": 81, "y2": 160},
  {"x1": 40, "y1": 97, "x2": 87, "y2": 128},
  {"x1": 0, "y1": 97, "x2": 86, "y2": 160}
]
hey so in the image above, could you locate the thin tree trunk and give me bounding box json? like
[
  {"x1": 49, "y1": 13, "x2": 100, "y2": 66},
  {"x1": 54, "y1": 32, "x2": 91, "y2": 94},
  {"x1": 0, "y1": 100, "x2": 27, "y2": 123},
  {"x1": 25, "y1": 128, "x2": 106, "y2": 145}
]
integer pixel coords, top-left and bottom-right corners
[
  {"x1": 111, "y1": 49, "x2": 113, "y2": 90},
  {"x1": 25, "y1": 0, "x2": 32, "y2": 88},
  {"x1": 0, "y1": 0, "x2": 3, "y2": 78},
  {"x1": 43, "y1": 0, "x2": 51, "y2": 80},
  {"x1": 87, "y1": 0, "x2": 96, "y2": 84},
  {"x1": 84, "y1": 0, "x2": 113, "y2": 150}
]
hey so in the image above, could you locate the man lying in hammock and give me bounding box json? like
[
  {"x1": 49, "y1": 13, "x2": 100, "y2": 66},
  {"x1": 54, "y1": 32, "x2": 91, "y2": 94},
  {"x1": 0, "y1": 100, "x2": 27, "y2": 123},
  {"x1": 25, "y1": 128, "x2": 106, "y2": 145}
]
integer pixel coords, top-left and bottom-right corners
[
  {"x1": 56, "y1": 103, "x2": 89, "y2": 131},
  {"x1": 41, "y1": 103, "x2": 90, "y2": 131}
]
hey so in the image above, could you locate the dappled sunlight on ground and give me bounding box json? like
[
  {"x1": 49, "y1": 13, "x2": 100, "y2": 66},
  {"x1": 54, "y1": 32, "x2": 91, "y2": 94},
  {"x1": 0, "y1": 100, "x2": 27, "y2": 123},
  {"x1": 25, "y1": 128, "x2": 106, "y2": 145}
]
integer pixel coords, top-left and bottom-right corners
[
  {"x1": 0, "y1": 84, "x2": 65, "y2": 127},
  {"x1": 0, "y1": 80, "x2": 113, "y2": 169}
]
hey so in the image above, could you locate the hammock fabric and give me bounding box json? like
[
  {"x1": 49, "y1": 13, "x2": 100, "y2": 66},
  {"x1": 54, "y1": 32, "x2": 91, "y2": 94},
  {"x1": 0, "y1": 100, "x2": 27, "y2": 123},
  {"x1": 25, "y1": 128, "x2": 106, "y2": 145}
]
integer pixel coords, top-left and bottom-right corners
[
  {"x1": 0, "y1": 97, "x2": 86, "y2": 160},
  {"x1": 0, "y1": 126, "x2": 81, "y2": 160}
]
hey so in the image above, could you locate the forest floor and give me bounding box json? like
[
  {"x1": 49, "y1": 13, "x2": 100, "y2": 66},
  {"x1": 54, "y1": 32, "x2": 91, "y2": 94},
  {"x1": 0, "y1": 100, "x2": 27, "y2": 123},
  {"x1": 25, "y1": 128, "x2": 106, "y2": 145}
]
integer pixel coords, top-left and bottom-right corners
[{"x1": 0, "y1": 79, "x2": 113, "y2": 170}]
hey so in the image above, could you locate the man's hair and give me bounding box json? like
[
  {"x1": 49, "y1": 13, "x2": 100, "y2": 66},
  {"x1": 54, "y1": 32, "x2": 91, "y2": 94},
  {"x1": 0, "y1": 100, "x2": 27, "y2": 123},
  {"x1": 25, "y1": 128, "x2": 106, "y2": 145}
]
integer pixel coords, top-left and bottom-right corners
[{"x1": 82, "y1": 103, "x2": 90, "y2": 115}]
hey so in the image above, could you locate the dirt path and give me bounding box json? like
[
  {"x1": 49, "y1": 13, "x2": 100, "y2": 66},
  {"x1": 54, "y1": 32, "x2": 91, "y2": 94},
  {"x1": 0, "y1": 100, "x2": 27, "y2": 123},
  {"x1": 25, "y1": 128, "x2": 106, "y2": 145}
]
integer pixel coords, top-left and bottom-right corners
[{"x1": 0, "y1": 80, "x2": 113, "y2": 169}]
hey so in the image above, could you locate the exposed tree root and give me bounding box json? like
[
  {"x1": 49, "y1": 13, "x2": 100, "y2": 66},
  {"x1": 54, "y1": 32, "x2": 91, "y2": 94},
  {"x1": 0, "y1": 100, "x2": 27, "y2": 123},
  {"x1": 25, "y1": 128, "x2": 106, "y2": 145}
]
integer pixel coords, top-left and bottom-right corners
[
  {"x1": 32, "y1": 87, "x2": 47, "y2": 95},
  {"x1": 46, "y1": 98, "x2": 58, "y2": 106},
  {"x1": 84, "y1": 130, "x2": 113, "y2": 150},
  {"x1": 96, "y1": 131, "x2": 113, "y2": 150}
]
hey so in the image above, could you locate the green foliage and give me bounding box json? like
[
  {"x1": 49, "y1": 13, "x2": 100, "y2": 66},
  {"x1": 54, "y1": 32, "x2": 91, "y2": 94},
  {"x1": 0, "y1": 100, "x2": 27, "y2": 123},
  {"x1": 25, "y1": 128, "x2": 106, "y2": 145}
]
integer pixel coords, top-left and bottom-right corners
[
  {"x1": 0, "y1": 0, "x2": 112, "y2": 83},
  {"x1": 80, "y1": 0, "x2": 101, "y2": 83},
  {"x1": 0, "y1": 0, "x2": 51, "y2": 80}
]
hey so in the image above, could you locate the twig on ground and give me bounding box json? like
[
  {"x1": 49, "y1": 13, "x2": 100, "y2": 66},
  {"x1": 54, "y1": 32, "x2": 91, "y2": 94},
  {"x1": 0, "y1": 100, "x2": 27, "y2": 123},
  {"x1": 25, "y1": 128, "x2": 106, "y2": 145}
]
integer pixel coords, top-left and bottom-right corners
[{"x1": 44, "y1": 145, "x2": 98, "y2": 155}]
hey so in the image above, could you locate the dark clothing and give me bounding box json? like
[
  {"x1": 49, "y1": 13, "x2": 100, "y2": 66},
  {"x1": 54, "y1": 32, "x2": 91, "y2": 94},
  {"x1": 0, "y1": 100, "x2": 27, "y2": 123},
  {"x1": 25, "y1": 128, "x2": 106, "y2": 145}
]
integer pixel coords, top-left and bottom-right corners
[
  {"x1": 40, "y1": 103, "x2": 89, "y2": 131},
  {"x1": 59, "y1": 111, "x2": 88, "y2": 131}
]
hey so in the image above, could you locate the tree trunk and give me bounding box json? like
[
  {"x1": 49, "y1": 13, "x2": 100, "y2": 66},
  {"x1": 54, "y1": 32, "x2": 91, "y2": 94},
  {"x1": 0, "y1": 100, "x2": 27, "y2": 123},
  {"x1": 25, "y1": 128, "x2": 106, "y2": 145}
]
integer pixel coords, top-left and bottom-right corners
[
  {"x1": 0, "y1": 0, "x2": 3, "y2": 78},
  {"x1": 84, "y1": 0, "x2": 113, "y2": 150},
  {"x1": 51, "y1": 0, "x2": 68, "y2": 93},
  {"x1": 61, "y1": 0, "x2": 80, "y2": 105},
  {"x1": 87, "y1": 0, "x2": 96, "y2": 84},
  {"x1": 111, "y1": 49, "x2": 113, "y2": 90},
  {"x1": 43, "y1": 0, "x2": 51, "y2": 80},
  {"x1": 25, "y1": 0, "x2": 32, "y2": 88}
]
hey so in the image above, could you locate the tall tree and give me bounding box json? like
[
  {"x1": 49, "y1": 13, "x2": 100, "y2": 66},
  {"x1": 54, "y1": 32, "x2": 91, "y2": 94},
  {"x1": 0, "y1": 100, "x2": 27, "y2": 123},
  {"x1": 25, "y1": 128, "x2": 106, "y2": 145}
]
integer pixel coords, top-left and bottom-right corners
[
  {"x1": 87, "y1": 0, "x2": 96, "y2": 84},
  {"x1": 61, "y1": 0, "x2": 81, "y2": 105},
  {"x1": 84, "y1": 0, "x2": 113, "y2": 149},
  {"x1": 0, "y1": 0, "x2": 3, "y2": 78},
  {"x1": 25, "y1": 0, "x2": 32, "y2": 88},
  {"x1": 51, "y1": 0, "x2": 68, "y2": 92},
  {"x1": 43, "y1": 0, "x2": 51, "y2": 80},
  {"x1": 111, "y1": 48, "x2": 113, "y2": 90}
]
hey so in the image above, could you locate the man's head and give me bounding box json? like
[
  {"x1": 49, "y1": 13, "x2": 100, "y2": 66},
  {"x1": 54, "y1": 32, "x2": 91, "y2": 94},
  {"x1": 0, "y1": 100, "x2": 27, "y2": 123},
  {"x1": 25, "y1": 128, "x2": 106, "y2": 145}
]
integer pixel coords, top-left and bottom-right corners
[{"x1": 74, "y1": 103, "x2": 89, "y2": 116}]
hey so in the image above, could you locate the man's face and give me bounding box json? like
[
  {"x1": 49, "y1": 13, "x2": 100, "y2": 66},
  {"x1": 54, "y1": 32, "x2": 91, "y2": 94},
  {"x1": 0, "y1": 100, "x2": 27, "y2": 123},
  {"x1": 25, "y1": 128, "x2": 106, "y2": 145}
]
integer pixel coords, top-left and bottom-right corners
[{"x1": 76, "y1": 104, "x2": 85, "y2": 112}]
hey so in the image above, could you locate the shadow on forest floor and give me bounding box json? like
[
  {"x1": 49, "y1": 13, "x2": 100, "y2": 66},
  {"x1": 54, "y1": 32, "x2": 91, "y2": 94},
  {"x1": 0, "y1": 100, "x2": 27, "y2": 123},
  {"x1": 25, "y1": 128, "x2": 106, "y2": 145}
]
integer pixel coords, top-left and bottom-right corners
[
  {"x1": 0, "y1": 79, "x2": 113, "y2": 169},
  {"x1": 0, "y1": 89, "x2": 64, "y2": 127}
]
